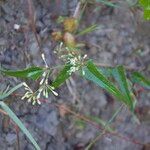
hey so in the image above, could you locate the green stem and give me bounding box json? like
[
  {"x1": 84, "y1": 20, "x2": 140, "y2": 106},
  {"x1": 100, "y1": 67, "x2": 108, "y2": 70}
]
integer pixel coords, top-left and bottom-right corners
[{"x1": 85, "y1": 104, "x2": 124, "y2": 150}]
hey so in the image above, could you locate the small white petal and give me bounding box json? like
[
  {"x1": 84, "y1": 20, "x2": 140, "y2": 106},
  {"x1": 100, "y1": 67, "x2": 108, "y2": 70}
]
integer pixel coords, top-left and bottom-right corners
[
  {"x1": 40, "y1": 78, "x2": 44, "y2": 85},
  {"x1": 50, "y1": 86, "x2": 54, "y2": 90},
  {"x1": 45, "y1": 79, "x2": 48, "y2": 85},
  {"x1": 51, "y1": 90, "x2": 58, "y2": 96},
  {"x1": 23, "y1": 82, "x2": 29, "y2": 88},
  {"x1": 21, "y1": 95, "x2": 26, "y2": 100},
  {"x1": 45, "y1": 89, "x2": 48, "y2": 98},
  {"x1": 37, "y1": 99, "x2": 41, "y2": 105},
  {"x1": 21, "y1": 92, "x2": 30, "y2": 100},
  {"x1": 32, "y1": 100, "x2": 36, "y2": 105},
  {"x1": 38, "y1": 88, "x2": 43, "y2": 93},
  {"x1": 43, "y1": 89, "x2": 46, "y2": 97},
  {"x1": 83, "y1": 54, "x2": 87, "y2": 59},
  {"x1": 82, "y1": 70, "x2": 85, "y2": 76},
  {"x1": 41, "y1": 53, "x2": 45, "y2": 60},
  {"x1": 27, "y1": 97, "x2": 32, "y2": 103},
  {"x1": 37, "y1": 92, "x2": 41, "y2": 99},
  {"x1": 42, "y1": 72, "x2": 46, "y2": 77}
]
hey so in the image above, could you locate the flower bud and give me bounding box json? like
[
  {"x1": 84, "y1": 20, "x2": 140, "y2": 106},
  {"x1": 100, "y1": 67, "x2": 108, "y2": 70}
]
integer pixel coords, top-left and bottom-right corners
[
  {"x1": 63, "y1": 17, "x2": 78, "y2": 33},
  {"x1": 52, "y1": 31, "x2": 63, "y2": 41},
  {"x1": 63, "y1": 32, "x2": 76, "y2": 48}
]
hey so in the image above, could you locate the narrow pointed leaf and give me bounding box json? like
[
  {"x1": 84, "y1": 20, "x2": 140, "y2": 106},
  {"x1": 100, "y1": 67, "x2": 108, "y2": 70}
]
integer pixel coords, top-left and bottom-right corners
[
  {"x1": 52, "y1": 64, "x2": 72, "y2": 88},
  {"x1": 77, "y1": 24, "x2": 98, "y2": 36},
  {"x1": 83, "y1": 60, "x2": 128, "y2": 106},
  {"x1": 131, "y1": 72, "x2": 150, "y2": 89},
  {"x1": 1, "y1": 67, "x2": 44, "y2": 80},
  {"x1": 89, "y1": 116, "x2": 114, "y2": 132},
  {"x1": 139, "y1": 0, "x2": 150, "y2": 20},
  {"x1": 99, "y1": 67, "x2": 113, "y2": 78},
  {"x1": 0, "y1": 101, "x2": 40, "y2": 150},
  {"x1": 0, "y1": 83, "x2": 23, "y2": 100},
  {"x1": 139, "y1": 0, "x2": 149, "y2": 8},
  {"x1": 112, "y1": 66, "x2": 134, "y2": 110},
  {"x1": 96, "y1": 0, "x2": 119, "y2": 7}
]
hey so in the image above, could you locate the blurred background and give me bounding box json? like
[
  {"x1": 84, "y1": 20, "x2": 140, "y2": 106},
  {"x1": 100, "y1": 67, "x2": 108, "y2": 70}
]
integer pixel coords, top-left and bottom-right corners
[{"x1": 0, "y1": 0, "x2": 150, "y2": 150}]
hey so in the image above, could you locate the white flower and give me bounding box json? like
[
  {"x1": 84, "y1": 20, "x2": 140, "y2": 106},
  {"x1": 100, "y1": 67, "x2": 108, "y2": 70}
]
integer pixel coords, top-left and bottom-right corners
[
  {"x1": 37, "y1": 92, "x2": 41, "y2": 99},
  {"x1": 37, "y1": 99, "x2": 41, "y2": 105},
  {"x1": 41, "y1": 53, "x2": 48, "y2": 68},
  {"x1": 21, "y1": 82, "x2": 41, "y2": 105},
  {"x1": 39, "y1": 78, "x2": 44, "y2": 85},
  {"x1": 51, "y1": 90, "x2": 58, "y2": 96}
]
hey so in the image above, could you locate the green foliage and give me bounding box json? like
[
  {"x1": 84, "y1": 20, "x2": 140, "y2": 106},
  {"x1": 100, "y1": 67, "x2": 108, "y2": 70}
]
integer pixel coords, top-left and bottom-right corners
[
  {"x1": 112, "y1": 66, "x2": 134, "y2": 110},
  {"x1": 0, "y1": 83, "x2": 23, "y2": 100},
  {"x1": 139, "y1": 0, "x2": 149, "y2": 8},
  {"x1": 0, "y1": 84, "x2": 40, "y2": 150},
  {"x1": 139, "y1": 0, "x2": 150, "y2": 20},
  {"x1": 0, "y1": 101, "x2": 40, "y2": 150},
  {"x1": 75, "y1": 119, "x2": 86, "y2": 129},
  {"x1": 131, "y1": 72, "x2": 150, "y2": 89},
  {"x1": 77, "y1": 24, "x2": 98, "y2": 36},
  {"x1": 75, "y1": 116, "x2": 113, "y2": 132},
  {"x1": 1, "y1": 67, "x2": 44, "y2": 80},
  {"x1": 52, "y1": 64, "x2": 72, "y2": 88},
  {"x1": 0, "y1": 2, "x2": 149, "y2": 149},
  {"x1": 89, "y1": 116, "x2": 114, "y2": 132},
  {"x1": 83, "y1": 60, "x2": 134, "y2": 111},
  {"x1": 96, "y1": 0, "x2": 119, "y2": 7}
]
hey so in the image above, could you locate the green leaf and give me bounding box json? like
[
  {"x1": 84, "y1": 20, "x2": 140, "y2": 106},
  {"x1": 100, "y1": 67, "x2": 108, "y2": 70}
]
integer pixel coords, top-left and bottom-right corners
[
  {"x1": 89, "y1": 116, "x2": 114, "y2": 132},
  {"x1": 139, "y1": 0, "x2": 150, "y2": 20},
  {"x1": 0, "y1": 83, "x2": 23, "y2": 100},
  {"x1": 131, "y1": 72, "x2": 150, "y2": 89},
  {"x1": 0, "y1": 101, "x2": 40, "y2": 150},
  {"x1": 139, "y1": 0, "x2": 149, "y2": 8},
  {"x1": 112, "y1": 66, "x2": 134, "y2": 110},
  {"x1": 75, "y1": 119, "x2": 86, "y2": 130},
  {"x1": 99, "y1": 67, "x2": 114, "y2": 78},
  {"x1": 83, "y1": 60, "x2": 130, "y2": 107},
  {"x1": 1, "y1": 67, "x2": 44, "y2": 80},
  {"x1": 143, "y1": 8, "x2": 150, "y2": 20},
  {"x1": 96, "y1": 0, "x2": 119, "y2": 7},
  {"x1": 77, "y1": 24, "x2": 98, "y2": 36},
  {"x1": 51, "y1": 64, "x2": 72, "y2": 88}
]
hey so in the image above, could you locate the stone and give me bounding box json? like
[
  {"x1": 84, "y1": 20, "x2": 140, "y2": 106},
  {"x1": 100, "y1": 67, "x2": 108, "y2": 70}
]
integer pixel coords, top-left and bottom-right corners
[{"x1": 5, "y1": 133, "x2": 17, "y2": 145}]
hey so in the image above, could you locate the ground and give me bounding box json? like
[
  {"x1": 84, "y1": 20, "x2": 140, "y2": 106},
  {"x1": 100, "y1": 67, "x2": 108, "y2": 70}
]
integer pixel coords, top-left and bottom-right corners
[{"x1": 0, "y1": 0, "x2": 150, "y2": 150}]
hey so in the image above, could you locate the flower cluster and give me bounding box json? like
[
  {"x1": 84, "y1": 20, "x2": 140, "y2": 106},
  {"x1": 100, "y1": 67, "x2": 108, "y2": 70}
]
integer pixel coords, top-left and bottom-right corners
[
  {"x1": 21, "y1": 82, "x2": 41, "y2": 105},
  {"x1": 21, "y1": 73, "x2": 58, "y2": 105},
  {"x1": 55, "y1": 42, "x2": 87, "y2": 75},
  {"x1": 21, "y1": 54, "x2": 58, "y2": 105}
]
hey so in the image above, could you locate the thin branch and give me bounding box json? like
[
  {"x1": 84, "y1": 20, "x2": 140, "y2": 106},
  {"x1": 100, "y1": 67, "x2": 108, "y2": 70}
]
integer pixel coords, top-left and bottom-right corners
[
  {"x1": 0, "y1": 108, "x2": 8, "y2": 115},
  {"x1": 73, "y1": 2, "x2": 82, "y2": 19},
  {"x1": 38, "y1": 98, "x2": 144, "y2": 146},
  {"x1": 85, "y1": 104, "x2": 124, "y2": 150},
  {"x1": 27, "y1": 0, "x2": 42, "y2": 53}
]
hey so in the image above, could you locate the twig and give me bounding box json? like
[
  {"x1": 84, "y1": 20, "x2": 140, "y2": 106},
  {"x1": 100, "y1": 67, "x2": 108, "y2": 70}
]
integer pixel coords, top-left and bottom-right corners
[
  {"x1": 27, "y1": 0, "x2": 42, "y2": 53},
  {"x1": 11, "y1": 95, "x2": 143, "y2": 146},
  {"x1": 15, "y1": 125, "x2": 20, "y2": 150},
  {"x1": 73, "y1": 2, "x2": 82, "y2": 19},
  {"x1": 85, "y1": 104, "x2": 124, "y2": 150},
  {"x1": 38, "y1": 98, "x2": 144, "y2": 146},
  {"x1": 0, "y1": 108, "x2": 8, "y2": 115},
  {"x1": 66, "y1": 76, "x2": 78, "y2": 103},
  {"x1": 0, "y1": 110, "x2": 20, "y2": 149}
]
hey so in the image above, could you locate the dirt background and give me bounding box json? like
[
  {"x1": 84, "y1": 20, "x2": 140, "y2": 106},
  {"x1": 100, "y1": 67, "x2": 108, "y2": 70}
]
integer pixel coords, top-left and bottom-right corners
[{"x1": 0, "y1": 0, "x2": 150, "y2": 150}]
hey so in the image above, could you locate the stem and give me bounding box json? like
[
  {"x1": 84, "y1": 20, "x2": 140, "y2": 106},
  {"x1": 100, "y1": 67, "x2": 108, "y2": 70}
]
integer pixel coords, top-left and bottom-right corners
[{"x1": 85, "y1": 104, "x2": 124, "y2": 150}]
